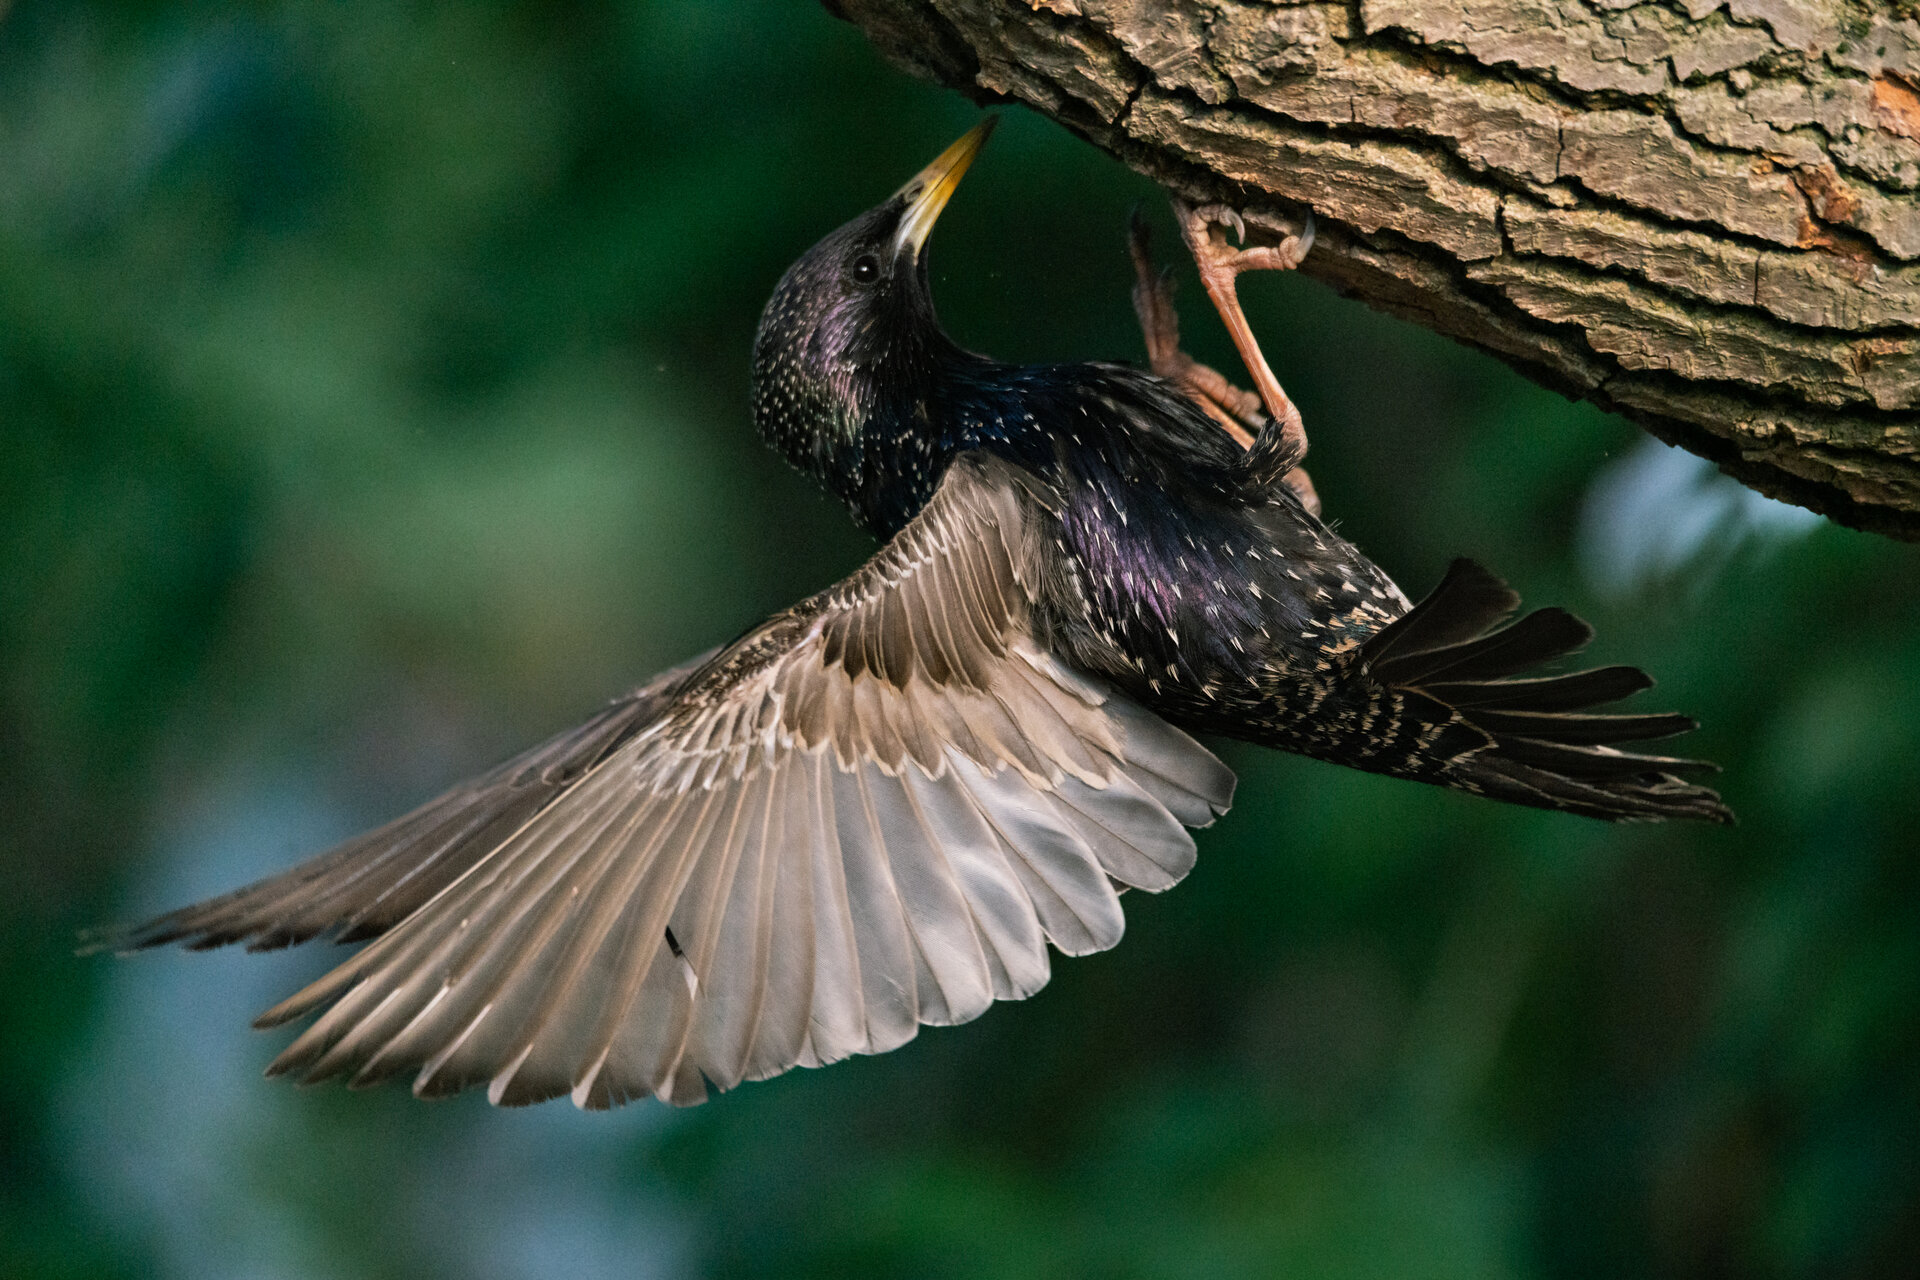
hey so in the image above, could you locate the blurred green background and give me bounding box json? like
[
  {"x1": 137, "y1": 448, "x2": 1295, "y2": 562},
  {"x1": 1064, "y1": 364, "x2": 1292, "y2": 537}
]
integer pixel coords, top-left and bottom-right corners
[{"x1": 4, "y1": 2, "x2": 1917, "y2": 1277}]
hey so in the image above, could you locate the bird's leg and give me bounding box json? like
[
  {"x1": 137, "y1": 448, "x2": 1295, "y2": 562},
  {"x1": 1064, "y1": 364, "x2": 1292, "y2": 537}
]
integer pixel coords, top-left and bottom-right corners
[
  {"x1": 1171, "y1": 199, "x2": 1317, "y2": 512},
  {"x1": 1130, "y1": 209, "x2": 1320, "y2": 516},
  {"x1": 1129, "y1": 213, "x2": 1263, "y2": 450}
]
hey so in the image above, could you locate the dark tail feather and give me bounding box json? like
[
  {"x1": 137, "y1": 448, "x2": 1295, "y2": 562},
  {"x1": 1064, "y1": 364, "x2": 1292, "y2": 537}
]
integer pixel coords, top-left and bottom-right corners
[{"x1": 1360, "y1": 560, "x2": 1733, "y2": 824}]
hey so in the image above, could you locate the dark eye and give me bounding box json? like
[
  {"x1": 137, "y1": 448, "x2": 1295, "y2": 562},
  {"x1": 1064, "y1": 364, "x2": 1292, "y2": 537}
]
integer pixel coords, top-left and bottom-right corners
[{"x1": 850, "y1": 255, "x2": 881, "y2": 286}]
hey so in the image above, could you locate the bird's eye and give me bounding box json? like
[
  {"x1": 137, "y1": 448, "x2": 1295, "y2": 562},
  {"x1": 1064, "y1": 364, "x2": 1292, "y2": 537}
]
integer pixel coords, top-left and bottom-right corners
[{"x1": 850, "y1": 255, "x2": 881, "y2": 286}]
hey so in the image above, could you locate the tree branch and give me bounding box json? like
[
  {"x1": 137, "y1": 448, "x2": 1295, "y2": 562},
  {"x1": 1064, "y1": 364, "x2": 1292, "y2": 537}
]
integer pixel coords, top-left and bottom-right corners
[{"x1": 833, "y1": 0, "x2": 1920, "y2": 540}]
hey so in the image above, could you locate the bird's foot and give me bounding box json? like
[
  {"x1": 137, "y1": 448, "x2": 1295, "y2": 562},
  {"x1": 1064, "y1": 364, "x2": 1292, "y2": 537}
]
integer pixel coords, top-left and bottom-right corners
[
  {"x1": 1180, "y1": 203, "x2": 1316, "y2": 276},
  {"x1": 1171, "y1": 200, "x2": 1312, "y2": 485},
  {"x1": 1143, "y1": 201, "x2": 1319, "y2": 515}
]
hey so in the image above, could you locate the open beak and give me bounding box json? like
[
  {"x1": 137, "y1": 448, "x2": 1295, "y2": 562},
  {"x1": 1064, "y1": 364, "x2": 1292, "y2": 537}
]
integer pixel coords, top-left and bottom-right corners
[{"x1": 891, "y1": 117, "x2": 997, "y2": 259}]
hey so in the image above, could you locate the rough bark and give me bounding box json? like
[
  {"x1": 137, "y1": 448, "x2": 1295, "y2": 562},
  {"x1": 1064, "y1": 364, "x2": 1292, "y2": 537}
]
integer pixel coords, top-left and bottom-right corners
[{"x1": 833, "y1": 0, "x2": 1920, "y2": 540}]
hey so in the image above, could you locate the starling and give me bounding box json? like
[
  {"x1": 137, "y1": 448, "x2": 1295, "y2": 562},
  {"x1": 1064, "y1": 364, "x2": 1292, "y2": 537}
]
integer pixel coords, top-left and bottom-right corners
[{"x1": 96, "y1": 120, "x2": 1730, "y2": 1110}]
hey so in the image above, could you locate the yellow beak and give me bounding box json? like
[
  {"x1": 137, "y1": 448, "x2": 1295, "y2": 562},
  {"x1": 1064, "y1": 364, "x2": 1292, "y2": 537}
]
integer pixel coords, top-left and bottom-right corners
[{"x1": 892, "y1": 118, "x2": 997, "y2": 257}]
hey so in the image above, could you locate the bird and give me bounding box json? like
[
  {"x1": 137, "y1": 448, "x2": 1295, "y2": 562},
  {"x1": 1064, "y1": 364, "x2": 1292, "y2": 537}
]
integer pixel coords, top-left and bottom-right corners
[{"x1": 92, "y1": 118, "x2": 1731, "y2": 1111}]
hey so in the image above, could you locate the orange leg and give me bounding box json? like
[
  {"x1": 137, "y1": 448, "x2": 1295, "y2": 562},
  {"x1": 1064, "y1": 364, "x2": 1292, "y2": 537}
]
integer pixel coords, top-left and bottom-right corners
[
  {"x1": 1129, "y1": 207, "x2": 1320, "y2": 516},
  {"x1": 1172, "y1": 200, "x2": 1314, "y2": 464}
]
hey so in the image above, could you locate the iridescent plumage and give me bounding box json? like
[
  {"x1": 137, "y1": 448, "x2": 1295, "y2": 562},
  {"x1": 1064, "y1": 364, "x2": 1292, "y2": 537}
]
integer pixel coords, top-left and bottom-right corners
[{"x1": 96, "y1": 123, "x2": 1728, "y2": 1112}]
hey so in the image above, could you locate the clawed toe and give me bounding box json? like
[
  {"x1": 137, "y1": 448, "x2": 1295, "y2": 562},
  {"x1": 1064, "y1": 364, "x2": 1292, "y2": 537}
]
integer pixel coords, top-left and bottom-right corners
[
  {"x1": 1277, "y1": 211, "x2": 1314, "y2": 270},
  {"x1": 1175, "y1": 200, "x2": 1313, "y2": 278},
  {"x1": 1185, "y1": 203, "x2": 1247, "y2": 246}
]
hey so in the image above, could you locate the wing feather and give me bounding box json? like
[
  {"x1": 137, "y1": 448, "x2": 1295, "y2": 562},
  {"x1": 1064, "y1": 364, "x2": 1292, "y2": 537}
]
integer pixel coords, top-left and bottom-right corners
[
  {"x1": 685, "y1": 766, "x2": 781, "y2": 1091},
  {"x1": 961, "y1": 755, "x2": 1125, "y2": 956},
  {"x1": 115, "y1": 453, "x2": 1235, "y2": 1107},
  {"x1": 901, "y1": 765, "x2": 1048, "y2": 1001},
  {"x1": 743, "y1": 762, "x2": 819, "y2": 1082},
  {"x1": 498, "y1": 783, "x2": 702, "y2": 1106},
  {"x1": 796, "y1": 751, "x2": 868, "y2": 1069},
  {"x1": 869, "y1": 761, "x2": 996, "y2": 1027},
  {"x1": 575, "y1": 781, "x2": 729, "y2": 1107},
  {"x1": 832, "y1": 762, "x2": 921, "y2": 1051}
]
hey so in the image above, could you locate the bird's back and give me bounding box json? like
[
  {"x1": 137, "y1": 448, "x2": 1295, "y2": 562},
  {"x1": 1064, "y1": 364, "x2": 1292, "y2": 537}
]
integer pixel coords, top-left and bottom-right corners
[
  {"x1": 948, "y1": 361, "x2": 1404, "y2": 721},
  {"x1": 968, "y1": 362, "x2": 1725, "y2": 823}
]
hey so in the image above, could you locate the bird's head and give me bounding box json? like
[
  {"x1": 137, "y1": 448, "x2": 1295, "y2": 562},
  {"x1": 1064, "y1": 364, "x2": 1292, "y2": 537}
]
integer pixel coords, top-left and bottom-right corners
[{"x1": 751, "y1": 119, "x2": 995, "y2": 506}]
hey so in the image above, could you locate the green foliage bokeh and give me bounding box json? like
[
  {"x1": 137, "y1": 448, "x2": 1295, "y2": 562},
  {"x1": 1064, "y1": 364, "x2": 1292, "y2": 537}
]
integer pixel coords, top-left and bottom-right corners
[{"x1": 3, "y1": 2, "x2": 1916, "y2": 1277}]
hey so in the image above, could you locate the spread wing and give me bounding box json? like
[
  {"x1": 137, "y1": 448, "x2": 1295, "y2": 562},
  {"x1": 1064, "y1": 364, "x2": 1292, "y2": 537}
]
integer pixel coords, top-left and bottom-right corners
[{"x1": 110, "y1": 453, "x2": 1235, "y2": 1109}]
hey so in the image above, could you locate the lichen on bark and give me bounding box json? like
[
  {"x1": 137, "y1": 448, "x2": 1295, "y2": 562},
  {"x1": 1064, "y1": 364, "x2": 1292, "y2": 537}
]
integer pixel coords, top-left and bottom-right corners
[{"x1": 833, "y1": 0, "x2": 1920, "y2": 540}]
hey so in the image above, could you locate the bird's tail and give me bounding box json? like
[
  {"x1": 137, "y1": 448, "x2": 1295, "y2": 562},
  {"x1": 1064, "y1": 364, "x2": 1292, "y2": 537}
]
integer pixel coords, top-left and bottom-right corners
[{"x1": 1336, "y1": 560, "x2": 1732, "y2": 823}]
